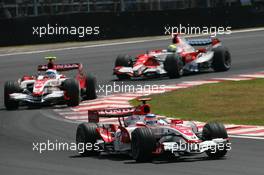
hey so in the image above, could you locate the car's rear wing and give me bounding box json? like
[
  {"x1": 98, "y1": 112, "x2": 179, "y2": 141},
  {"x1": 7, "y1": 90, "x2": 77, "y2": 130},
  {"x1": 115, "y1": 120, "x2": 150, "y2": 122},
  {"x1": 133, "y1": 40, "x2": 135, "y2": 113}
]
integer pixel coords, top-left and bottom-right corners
[
  {"x1": 88, "y1": 107, "x2": 135, "y2": 124},
  {"x1": 38, "y1": 63, "x2": 83, "y2": 72},
  {"x1": 172, "y1": 34, "x2": 221, "y2": 47},
  {"x1": 187, "y1": 38, "x2": 221, "y2": 46},
  {"x1": 187, "y1": 39, "x2": 213, "y2": 46}
]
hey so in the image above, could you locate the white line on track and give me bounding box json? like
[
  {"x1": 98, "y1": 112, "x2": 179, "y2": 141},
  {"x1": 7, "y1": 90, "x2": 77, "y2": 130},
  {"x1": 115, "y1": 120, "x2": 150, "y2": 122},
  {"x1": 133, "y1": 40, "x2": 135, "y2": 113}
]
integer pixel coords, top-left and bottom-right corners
[
  {"x1": 229, "y1": 135, "x2": 264, "y2": 140},
  {"x1": 181, "y1": 80, "x2": 220, "y2": 85},
  {"x1": 211, "y1": 77, "x2": 254, "y2": 81},
  {"x1": 227, "y1": 127, "x2": 264, "y2": 134},
  {"x1": 58, "y1": 111, "x2": 88, "y2": 115},
  {"x1": 239, "y1": 74, "x2": 264, "y2": 78},
  {"x1": 1, "y1": 27, "x2": 264, "y2": 57},
  {"x1": 79, "y1": 100, "x2": 129, "y2": 106}
]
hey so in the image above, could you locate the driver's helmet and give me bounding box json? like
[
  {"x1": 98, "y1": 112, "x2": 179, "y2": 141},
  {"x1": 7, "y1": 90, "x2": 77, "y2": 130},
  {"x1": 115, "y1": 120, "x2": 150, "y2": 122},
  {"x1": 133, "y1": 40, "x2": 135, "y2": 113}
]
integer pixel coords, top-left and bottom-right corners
[
  {"x1": 45, "y1": 69, "x2": 57, "y2": 78},
  {"x1": 144, "y1": 114, "x2": 158, "y2": 125},
  {"x1": 167, "y1": 44, "x2": 177, "y2": 52}
]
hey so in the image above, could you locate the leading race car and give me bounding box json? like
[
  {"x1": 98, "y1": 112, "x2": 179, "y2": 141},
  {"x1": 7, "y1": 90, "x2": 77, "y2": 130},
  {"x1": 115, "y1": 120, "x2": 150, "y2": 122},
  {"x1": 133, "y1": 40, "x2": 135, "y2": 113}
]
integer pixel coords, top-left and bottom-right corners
[
  {"x1": 76, "y1": 98, "x2": 230, "y2": 162},
  {"x1": 113, "y1": 34, "x2": 231, "y2": 80},
  {"x1": 4, "y1": 57, "x2": 97, "y2": 110}
]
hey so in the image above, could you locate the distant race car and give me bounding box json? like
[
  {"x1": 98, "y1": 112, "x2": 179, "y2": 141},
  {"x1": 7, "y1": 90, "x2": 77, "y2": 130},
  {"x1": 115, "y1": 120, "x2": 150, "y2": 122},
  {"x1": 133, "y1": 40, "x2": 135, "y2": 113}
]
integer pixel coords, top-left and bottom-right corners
[
  {"x1": 76, "y1": 98, "x2": 230, "y2": 162},
  {"x1": 4, "y1": 57, "x2": 97, "y2": 110},
  {"x1": 113, "y1": 34, "x2": 231, "y2": 80}
]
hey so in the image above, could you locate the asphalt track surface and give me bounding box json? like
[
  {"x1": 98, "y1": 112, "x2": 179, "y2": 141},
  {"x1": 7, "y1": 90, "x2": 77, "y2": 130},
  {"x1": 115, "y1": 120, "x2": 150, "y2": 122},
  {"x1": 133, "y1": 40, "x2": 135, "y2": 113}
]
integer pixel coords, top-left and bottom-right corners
[{"x1": 0, "y1": 30, "x2": 264, "y2": 175}]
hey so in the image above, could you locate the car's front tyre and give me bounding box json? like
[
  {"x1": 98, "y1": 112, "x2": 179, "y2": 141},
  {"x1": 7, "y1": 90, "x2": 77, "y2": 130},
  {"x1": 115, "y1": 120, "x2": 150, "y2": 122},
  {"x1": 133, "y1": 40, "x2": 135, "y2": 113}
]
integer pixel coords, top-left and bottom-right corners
[
  {"x1": 4, "y1": 81, "x2": 20, "y2": 110},
  {"x1": 212, "y1": 46, "x2": 231, "y2": 72},
  {"x1": 76, "y1": 123, "x2": 100, "y2": 156},
  {"x1": 202, "y1": 122, "x2": 229, "y2": 159},
  {"x1": 131, "y1": 128, "x2": 156, "y2": 162},
  {"x1": 164, "y1": 54, "x2": 184, "y2": 78}
]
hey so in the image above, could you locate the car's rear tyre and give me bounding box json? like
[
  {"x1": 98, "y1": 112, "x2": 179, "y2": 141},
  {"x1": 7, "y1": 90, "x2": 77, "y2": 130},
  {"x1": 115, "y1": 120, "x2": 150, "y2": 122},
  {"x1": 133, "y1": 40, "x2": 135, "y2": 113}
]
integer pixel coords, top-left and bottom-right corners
[
  {"x1": 212, "y1": 46, "x2": 231, "y2": 72},
  {"x1": 76, "y1": 123, "x2": 100, "y2": 156},
  {"x1": 115, "y1": 55, "x2": 132, "y2": 80},
  {"x1": 63, "y1": 79, "x2": 80, "y2": 107},
  {"x1": 164, "y1": 54, "x2": 183, "y2": 78},
  {"x1": 202, "y1": 122, "x2": 228, "y2": 159},
  {"x1": 4, "y1": 81, "x2": 20, "y2": 110},
  {"x1": 131, "y1": 128, "x2": 156, "y2": 162},
  {"x1": 85, "y1": 73, "x2": 97, "y2": 100},
  {"x1": 115, "y1": 55, "x2": 132, "y2": 67}
]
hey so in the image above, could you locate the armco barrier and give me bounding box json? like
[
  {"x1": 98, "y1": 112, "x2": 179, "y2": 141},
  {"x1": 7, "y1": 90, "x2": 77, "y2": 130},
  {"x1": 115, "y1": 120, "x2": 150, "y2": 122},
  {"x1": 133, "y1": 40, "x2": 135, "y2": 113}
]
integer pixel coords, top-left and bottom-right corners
[{"x1": 0, "y1": 6, "x2": 263, "y2": 46}]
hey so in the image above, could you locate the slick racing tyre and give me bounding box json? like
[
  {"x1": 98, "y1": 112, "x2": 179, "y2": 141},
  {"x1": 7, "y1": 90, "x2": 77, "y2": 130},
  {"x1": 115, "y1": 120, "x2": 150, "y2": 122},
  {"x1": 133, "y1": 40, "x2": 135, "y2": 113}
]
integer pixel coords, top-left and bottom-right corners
[
  {"x1": 131, "y1": 128, "x2": 156, "y2": 162},
  {"x1": 4, "y1": 81, "x2": 20, "y2": 110},
  {"x1": 212, "y1": 46, "x2": 231, "y2": 72},
  {"x1": 115, "y1": 54, "x2": 132, "y2": 67},
  {"x1": 115, "y1": 55, "x2": 132, "y2": 80},
  {"x1": 164, "y1": 54, "x2": 183, "y2": 78},
  {"x1": 76, "y1": 123, "x2": 100, "y2": 156},
  {"x1": 63, "y1": 79, "x2": 80, "y2": 107},
  {"x1": 202, "y1": 122, "x2": 229, "y2": 159},
  {"x1": 85, "y1": 73, "x2": 97, "y2": 100}
]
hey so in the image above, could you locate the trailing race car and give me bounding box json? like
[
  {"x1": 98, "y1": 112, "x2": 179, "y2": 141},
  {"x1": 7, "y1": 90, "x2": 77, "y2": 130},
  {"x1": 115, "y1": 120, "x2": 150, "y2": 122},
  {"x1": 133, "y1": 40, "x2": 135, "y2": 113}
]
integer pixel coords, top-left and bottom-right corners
[
  {"x1": 76, "y1": 98, "x2": 230, "y2": 162},
  {"x1": 4, "y1": 57, "x2": 97, "y2": 110},
  {"x1": 113, "y1": 34, "x2": 231, "y2": 80}
]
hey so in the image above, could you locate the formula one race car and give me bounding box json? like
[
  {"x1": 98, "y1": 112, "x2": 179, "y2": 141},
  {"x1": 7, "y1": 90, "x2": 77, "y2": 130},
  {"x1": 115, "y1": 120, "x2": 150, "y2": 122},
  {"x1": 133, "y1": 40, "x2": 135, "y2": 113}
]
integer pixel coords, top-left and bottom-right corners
[
  {"x1": 76, "y1": 98, "x2": 230, "y2": 162},
  {"x1": 113, "y1": 34, "x2": 231, "y2": 80},
  {"x1": 4, "y1": 57, "x2": 97, "y2": 110}
]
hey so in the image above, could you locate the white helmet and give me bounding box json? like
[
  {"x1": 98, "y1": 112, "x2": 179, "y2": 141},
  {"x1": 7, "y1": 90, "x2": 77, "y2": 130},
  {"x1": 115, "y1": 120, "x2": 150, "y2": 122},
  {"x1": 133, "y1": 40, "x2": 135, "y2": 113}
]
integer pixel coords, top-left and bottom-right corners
[
  {"x1": 144, "y1": 114, "x2": 157, "y2": 125},
  {"x1": 45, "y1": 69, "x2": 57, "y2": 78}
]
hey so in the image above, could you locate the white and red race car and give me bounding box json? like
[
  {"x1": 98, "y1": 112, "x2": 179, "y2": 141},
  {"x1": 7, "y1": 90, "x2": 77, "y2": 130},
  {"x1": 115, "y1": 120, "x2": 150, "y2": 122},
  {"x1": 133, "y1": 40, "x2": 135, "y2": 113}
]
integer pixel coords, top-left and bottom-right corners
[
  {"x1": 113, "y1": 34, "x2": 231, "y2": 79},
  {"x1": 4, "y1": 57, "x2": 97, "y2": 110},
  {"x1": 76, "y1": 98, "x2": 230, "y2": 162}
]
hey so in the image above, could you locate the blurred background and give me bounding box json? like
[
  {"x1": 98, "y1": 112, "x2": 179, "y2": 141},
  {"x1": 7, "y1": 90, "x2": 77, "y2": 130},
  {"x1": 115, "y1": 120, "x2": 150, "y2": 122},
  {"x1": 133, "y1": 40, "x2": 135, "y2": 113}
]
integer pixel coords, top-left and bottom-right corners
[
  {"x1": 0, "y1": 0, "x2": 263, "y2": 46},
  {"x1": 0, "y1": 0, "x2": 263, "y2": 18}
]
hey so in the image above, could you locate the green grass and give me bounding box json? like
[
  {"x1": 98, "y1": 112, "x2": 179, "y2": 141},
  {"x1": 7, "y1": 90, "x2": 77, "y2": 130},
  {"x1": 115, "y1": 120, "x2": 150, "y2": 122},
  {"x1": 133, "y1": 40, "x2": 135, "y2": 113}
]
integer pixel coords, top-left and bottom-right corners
[{"x1": 131, "y1": 79, "x2": 264, "y2": 125}]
